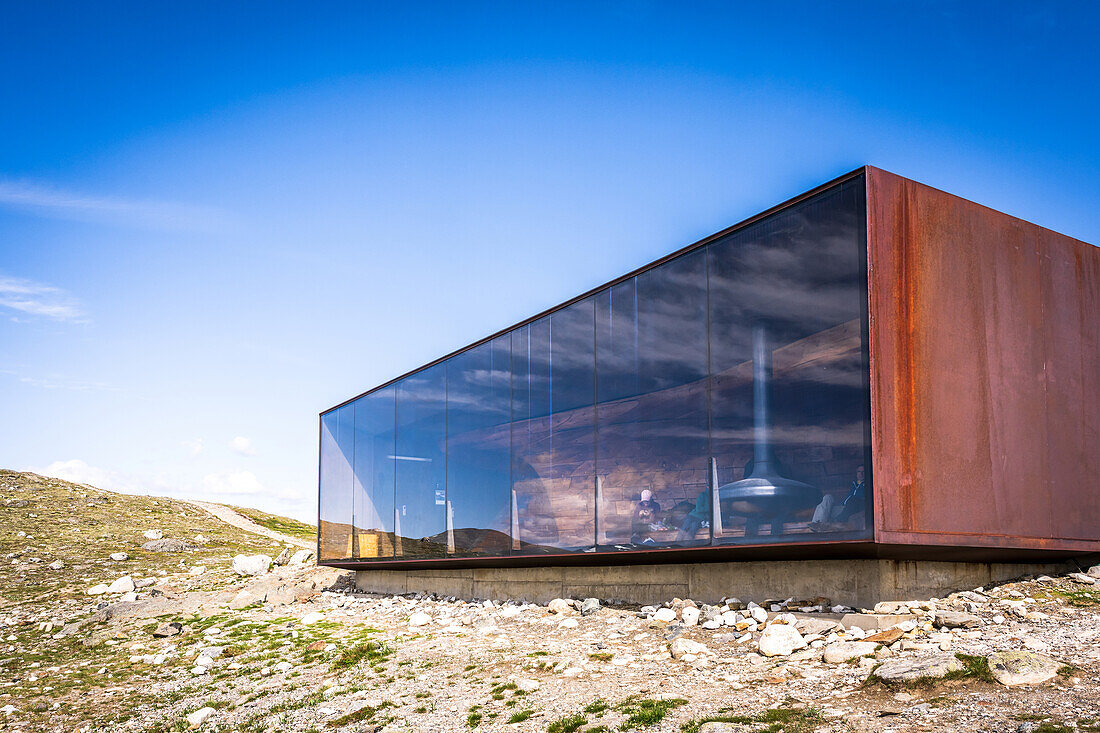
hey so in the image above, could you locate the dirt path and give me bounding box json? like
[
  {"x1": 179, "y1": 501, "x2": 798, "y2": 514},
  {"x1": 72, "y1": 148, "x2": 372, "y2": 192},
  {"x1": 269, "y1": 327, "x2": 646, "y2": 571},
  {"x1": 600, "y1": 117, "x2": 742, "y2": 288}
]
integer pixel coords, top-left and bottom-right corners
[{"x1": 186, "y1": 500, "x2": 314, "y2": 549}]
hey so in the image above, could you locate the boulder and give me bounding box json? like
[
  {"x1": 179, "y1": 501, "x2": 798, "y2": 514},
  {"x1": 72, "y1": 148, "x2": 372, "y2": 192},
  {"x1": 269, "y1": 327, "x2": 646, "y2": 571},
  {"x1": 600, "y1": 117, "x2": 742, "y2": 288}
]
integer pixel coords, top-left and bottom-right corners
[
  {"x1": 152, "y1": 621, "x2": 183, "y2": 638},
  {"x1": 408, "y1": 612, "x2": 432, "y2": 627},
  {"x1": 230, "y1": 554, "x2": 272, "y2": 577},
  {"x1": 934, "y1": 611, "x2": 981, "y2": 628},
  {"x1": 142, "y1": 529, "x2": 163, "y2": 540},
  {"x1": 289, "y1": 549, "x2": 315, "y2": 565},
  {"x1": 301, "y1": 612, "x2": 324, "y2": 625},
  {"x1": 681, "y1": 607, "x2": 701, "y2": 626},
  {"x1": 758, "y1": 624, "x2": 807, "y2": 657},
  {"x1": 1087, "y1": 564, "x2": 1100, "y2": 578},
  {"x1": 823, "y1": 641, "x2": 879, "y2": 664},
  {"x1": 653, "y1": 608, "x2": 677, "y2": 623},
  {"x1": 86, "y1": 584, "x2": 109, "y2": 596},
  {"x1": 670, "y1": 637, "x2": 708, "y2": 660},
  {"x1": 547, "y1": 598, "x2": 573, "y2": 615},
  {"x1": 987, "y1": 650, "x2": 1061, "y2": 686},
  {"x1": 872, "y1": 654, "x2": 963, "y2": 682},
  {"x1": 185, "y1": 707, "x2": 215, "y2": 727},
  {"x1": 795, "y1": 618, "x2": 842, "y2": 635},
  {"x1": 107, "y1": 576, "x2": 135, "y2": 594},
  {"x1": 109, "y1": 553, "x2": 129, "y2": 562},
  {"x1": 48, "y1": 560, "x2": 64, "y2": 571},
  {"x1": 863, "y1": 628, "x2": 905, "y2": 645},
  {"x1": 580, "y1": 598, "x2": 601, "y2": 616}
]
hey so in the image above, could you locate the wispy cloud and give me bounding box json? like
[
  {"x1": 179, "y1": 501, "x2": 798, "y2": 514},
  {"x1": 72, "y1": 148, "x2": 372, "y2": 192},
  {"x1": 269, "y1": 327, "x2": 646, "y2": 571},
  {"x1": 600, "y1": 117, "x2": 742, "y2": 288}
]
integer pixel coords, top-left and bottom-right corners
[
  {"x1": 182, "y1": 438, "x2": 205, "y2": 457},
  {"x1": 0, "y1": 273, "x2": 85, "y2": 322},
  {"x1": 229, "y1": 436, "x2": 256, "y2": 456},
  {"x1": 0, "y1": 178, "x2": 236, "y2": 233}
]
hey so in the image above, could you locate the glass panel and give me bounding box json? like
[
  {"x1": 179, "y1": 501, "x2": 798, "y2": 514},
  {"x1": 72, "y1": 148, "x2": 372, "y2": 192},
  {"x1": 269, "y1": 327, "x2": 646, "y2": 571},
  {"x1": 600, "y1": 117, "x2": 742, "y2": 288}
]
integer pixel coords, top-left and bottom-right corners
[
  {"x1": 352, "y1": 387, "x2": 396, "y2": 559},
  {"x1": 446, "y1": 336, "x2": 512, "y2": 557},
  {"x1": 511, "y1": 298, "x2": 596, "y2": 554},
  {"x1": 318, "y1": 405, "x2": 354, "y2": 561},
  {"x1": 394, "y1": 364, "x2": 448, "y2": 558},
  {"x1": 708, "y1": 179, "x2": 870, "y2": 542},
  {"x1": 596, "y1": 251, "x2": 710, "y2": 549}
]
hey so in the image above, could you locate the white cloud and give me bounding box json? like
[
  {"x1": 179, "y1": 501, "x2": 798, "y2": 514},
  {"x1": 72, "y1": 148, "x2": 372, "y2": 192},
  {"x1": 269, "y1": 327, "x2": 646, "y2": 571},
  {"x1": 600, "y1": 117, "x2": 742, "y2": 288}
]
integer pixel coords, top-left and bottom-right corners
[
  {"x1": 0, "y1": 273, "x2": 85, "y2": 322},
  {"x1": 31, "y1": 459, "x2": 121, "y2": 490},
  {"x1": 202, "y1": 470, "x2": 263, "y2": 495},
  {"x1": 182, "y1": 438, "x2": 204, "y2": 457},
  {"x1": 0, "y1": 178, "x2": 236, "y2": 233},
  {"x1": 229, "y1": 436, "x2": 256, "y2": 456}
]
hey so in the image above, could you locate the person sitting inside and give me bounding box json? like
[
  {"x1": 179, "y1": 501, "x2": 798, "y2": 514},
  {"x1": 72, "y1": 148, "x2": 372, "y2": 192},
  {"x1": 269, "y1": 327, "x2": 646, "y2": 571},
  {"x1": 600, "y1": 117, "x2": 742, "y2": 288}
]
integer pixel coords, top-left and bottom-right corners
[
  {"x1": 630, "y1": 490, "x2": 664, "y2": 544},
  {"x1": 810, "y1": 464, "x2": 866, "y2": 532},
  {"x1": 675, "y1": 489, "x2": 710, "y2": 543}
]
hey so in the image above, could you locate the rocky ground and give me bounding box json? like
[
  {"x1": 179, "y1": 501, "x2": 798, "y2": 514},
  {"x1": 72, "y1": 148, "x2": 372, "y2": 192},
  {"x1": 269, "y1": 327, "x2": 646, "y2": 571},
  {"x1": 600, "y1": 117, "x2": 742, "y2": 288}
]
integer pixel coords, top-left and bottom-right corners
[{"x1": 1, "y1": 470, "x2": 1099, "y2": 732}]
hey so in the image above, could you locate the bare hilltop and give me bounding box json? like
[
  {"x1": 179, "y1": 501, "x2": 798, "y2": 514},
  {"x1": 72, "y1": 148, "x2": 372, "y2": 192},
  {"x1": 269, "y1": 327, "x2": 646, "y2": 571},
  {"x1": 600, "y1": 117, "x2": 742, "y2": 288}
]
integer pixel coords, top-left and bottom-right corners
[{"x1": 1, "y1": 468, "x2": 1098, "y2": 733}]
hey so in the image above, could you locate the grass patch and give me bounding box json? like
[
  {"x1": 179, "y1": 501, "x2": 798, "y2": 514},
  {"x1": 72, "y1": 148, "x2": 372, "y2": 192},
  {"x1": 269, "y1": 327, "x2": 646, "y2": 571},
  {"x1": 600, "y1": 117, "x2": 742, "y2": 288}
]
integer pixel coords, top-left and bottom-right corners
[
  {"x1": 326, "y1": 701, "x2": 393, "y2": 728},
  {"x1": 944, "y1": 653, "x2": 996, "y2": 683},
  {"x1": 584, "y1": 698, "x2": 610, "y2": 715},
  {"x1": 588, "y1": 652, "x2": 613, "y2": 662},
  {"x1": 616, "y1": 697, "x2": 688, "y2": 729},
  {"x1": 1054, "y1": 588, "x2": 1100, "y2": 607},
  {"x1": 547, "y1": 712, "x2": 587, "y2": 733},
  {"x1": 508, "y1": 709, "x2": 534, "y2": 723},
  {"x1": 467, "y1": 712, "x2": 483, "y2": 727},
  {"x1": 332, "y1": 640, "x2": 391, "y2": 670},
  {"x1": 681, "y1": 707, "x2": 822, "y2": 733}
]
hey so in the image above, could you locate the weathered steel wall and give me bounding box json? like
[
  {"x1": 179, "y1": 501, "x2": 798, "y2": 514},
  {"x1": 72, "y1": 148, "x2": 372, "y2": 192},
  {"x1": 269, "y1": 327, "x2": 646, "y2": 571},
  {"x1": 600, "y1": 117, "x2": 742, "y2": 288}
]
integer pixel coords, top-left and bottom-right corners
[{"x1": 866, "y1": 167, "x2": 1100, "y2": 552}]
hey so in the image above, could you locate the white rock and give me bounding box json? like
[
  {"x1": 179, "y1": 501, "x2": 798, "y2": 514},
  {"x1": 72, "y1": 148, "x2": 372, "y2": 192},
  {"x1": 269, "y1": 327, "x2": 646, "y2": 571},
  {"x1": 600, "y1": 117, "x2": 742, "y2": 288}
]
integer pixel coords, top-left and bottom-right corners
[
  {"x1": 822, "y1": 641, "x2": 879, "y2": 664},
  {"x1": 1087, "y1": 564, "x2": 1100, "y2": 578},
  {"x1": 681, "y1": 607, "x2": 700, "y2": 626},
  {"x1": 408, "y1": 612, "x2": 432, "y2": 627},
  {"x1": 758, "y1": 625, "x2": 807, "y2": 657},
  {"x1": 701, "y1": 620, "x2": 721, "y2": 630},
  {"x1": 186, "y1": 706, "x2": 215, "y2": 726},
  {"x1": 653, "y1": 608, "x2": 677, "y2": 623},
  {"x1": 720, "y1": 610, "x2": 740, "y2": 626},
  {"x1": 230, "y1": 554, "x2": 272, "y2": 576},
  {"x1": 514, "y1": 678, "x2": 540, "y2": 693},
  {"x1": 547, "y1": 598, "x2": 573, "y2": 615},
  {"x1": 301, "y1": 612, "x2": 324, "y2": 625},
  {"x1": 86, "y1": 584, "x2": 109, "y2": 596},
  {"x1": 190, "y1": 665, "x2": 208, "y2": 675},
  {"x1": 109, "y1": 553, "x2": 129, "y2": 562},
  {"x1": 275, "y1": 661, "x2": 292, "y2": 672},
  {"x1": 189, "y1": 565, "x2": 206, "y2": 576},
  {"x1": 749, "y1": 606, "x2": 768, "y2": 623},
  {"x1": 498, "y1": 607, "x2": 520, "y2": 619},
  {"x1": 143, "y1": 529, "x2": 163, "y2": 540},
  {"x1": 195, "y1": 655, "x2": 214, "y2": 667},
  {"x1": 670, "y1": 637, "x2": 708, "y2": 660},
  {"x1": 119, "y1": 592, "x2": 137, "y2": 602},
  {"x1": 48, "y1": 560, "x2": 65, "y2": 570},
  {"x1": 289, "y1": 549, "x2": 314, "y2": 565},
  {"x1": 107, "y1": 576, "x2": 135, "y2": 594},
  {"x1": 557, "y1": 618, "x2": 579, "y2": 629}
]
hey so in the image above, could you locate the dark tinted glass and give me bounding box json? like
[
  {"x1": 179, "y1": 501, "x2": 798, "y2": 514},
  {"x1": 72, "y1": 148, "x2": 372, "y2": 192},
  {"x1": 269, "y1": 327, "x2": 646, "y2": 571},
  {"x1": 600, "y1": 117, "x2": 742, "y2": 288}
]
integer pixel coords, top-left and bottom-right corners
[
  {"x1": 318, "y1": 406, "x2": 354, "y2": 560},
  {"x1": 446, "y1": 336, "x2": 512, "y2": 556},
  {"x1": 394, "y1": 363, "x2": 447, "y2": 558},
  {"x1": 596, "y1": 250, "x2": 711, "y2": 549},
  {"x1": 708, "y1": 180, "x2": 869, "y2": 541},
  {"x1": 319, "y1": 176, "x2": 871, "y2": 562},
  {"x1": 352, "y1": 386, "x2": 396, "y2": 558}
]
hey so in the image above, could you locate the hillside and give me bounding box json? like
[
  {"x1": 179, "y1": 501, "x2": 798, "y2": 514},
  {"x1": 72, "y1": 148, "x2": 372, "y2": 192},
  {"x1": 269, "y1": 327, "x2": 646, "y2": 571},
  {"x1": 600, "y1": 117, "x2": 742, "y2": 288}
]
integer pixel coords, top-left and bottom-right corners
[{"x1": 1, "y1": 469, "x2": 1098, "y2": 733}]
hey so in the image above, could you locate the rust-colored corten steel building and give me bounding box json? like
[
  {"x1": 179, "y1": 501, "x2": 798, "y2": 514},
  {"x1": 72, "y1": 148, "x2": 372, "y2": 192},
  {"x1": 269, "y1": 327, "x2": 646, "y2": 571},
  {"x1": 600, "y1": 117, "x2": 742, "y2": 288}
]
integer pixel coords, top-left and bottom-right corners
[{"x1": 319, "y1": 167, "x2": 1098, "y2": 605}]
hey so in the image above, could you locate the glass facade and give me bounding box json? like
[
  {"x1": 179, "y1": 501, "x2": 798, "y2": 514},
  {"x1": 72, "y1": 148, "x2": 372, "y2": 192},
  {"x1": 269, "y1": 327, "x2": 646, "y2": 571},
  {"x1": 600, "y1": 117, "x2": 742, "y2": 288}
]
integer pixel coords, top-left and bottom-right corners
[{"x1": 319, "y1": 176, "x2": 872, "y2": 562}]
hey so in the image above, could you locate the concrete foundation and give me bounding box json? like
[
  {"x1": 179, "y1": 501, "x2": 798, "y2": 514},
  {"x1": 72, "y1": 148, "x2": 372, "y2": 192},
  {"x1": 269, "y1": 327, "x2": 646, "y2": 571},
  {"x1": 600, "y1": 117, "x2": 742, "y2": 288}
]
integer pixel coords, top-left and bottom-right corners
[{"x1": 354, "y1": 558, "x2": 1087, "y2": 609}]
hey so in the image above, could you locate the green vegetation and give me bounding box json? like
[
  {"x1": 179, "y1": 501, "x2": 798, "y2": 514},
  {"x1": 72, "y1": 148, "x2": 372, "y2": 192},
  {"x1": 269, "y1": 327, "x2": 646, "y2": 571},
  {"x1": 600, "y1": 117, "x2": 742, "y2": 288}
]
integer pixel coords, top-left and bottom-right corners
[
  {"x1": 326, "y1": 701, "x2": 393, "y2": 729},
  {"x1": 616, "y1": 697, "x2": 688, "y2": 729},
  {"x1": 228, "y1": 504, "x2": 318, "y2": 542},
  {"x1": 1054, "y1": 587, "x2": 1100, "y2": 607},
  {"x1": 508, "y1": 709, "x2": 534, "y2": 723},
  {"x1": 584, "y1": 698, "x2": 610, "y2": 715},
  {"x1": 333, "y1": 640, "x2": 392, "y2": 670},
  {"x1": 681, "y1": 707, "x2": 823, "y2": 733},
  {"x1": 588, "y1": 652, "x2": 614, "y2": 662},
  {"x1": 546, "y1": 713, "x2": 587, "y2": 733}
]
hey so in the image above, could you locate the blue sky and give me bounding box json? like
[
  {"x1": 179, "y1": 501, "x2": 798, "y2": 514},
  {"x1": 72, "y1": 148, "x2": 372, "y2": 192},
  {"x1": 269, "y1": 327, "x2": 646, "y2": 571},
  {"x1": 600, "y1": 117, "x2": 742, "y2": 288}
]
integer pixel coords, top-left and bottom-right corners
[{"x1": 1, "y1": 2, "x2": 1097, "y2": 520}]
